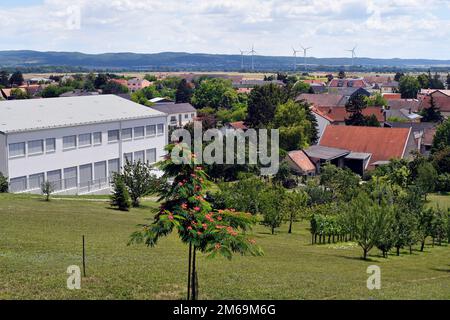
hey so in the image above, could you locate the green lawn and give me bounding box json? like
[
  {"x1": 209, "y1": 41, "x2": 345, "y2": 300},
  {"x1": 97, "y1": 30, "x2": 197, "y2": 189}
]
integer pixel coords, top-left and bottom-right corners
[{"x1": 0, "y1": 193, "x2": 449, "y2": 300}]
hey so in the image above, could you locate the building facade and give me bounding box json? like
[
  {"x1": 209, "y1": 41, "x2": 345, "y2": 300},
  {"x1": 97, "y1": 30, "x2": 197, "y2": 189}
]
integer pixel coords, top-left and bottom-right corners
[{"x1": 0, "y1": 95, "x2": 167, "y2": 195}]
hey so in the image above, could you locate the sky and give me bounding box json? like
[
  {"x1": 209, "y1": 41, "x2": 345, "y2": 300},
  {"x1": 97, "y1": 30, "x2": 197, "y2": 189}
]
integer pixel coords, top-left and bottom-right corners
[{"x1": 0, "y1": 0, "x2": 450, "y2": 59}]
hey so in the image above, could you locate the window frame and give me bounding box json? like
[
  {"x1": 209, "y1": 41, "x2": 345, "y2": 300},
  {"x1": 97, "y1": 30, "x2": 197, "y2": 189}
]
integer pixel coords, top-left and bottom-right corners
[
  {"x1": 45, "y1": 138, "x2": 56, "y2": 153},
  {"x1": 62, "y1": 135, "x2": 77, "y2": 150},
  {"x1": 108, "y1": 130, "x2": 120, "y2": 143},
  {"x1": 8, "y1": 142, "x2": 26, "y2": 159},
  {"x1": 78, "y1": 133, "x2": 92, "y2": 148},
  {"x1": 27, "y1": 139, "x2": 44, "y2": 156}
]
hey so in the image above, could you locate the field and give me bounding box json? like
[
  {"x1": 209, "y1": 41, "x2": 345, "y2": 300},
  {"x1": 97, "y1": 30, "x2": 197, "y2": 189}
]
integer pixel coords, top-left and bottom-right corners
[{"x1": 0, "y1": 193, "x2": 449, "y2": 300}]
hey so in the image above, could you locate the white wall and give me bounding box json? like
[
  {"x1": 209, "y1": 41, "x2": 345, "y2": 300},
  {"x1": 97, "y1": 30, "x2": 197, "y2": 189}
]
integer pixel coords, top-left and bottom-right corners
[
  {"x1": 6, "y1": 115, "x2": 167, "y2": 190},
  {"x1": 313, "y1": 113, "x2": 330, "y2": 143},
  {"x1": 168, "y1": 112, "x2": 197, "y2": 127},
  {"x1": 0, "y1": 133, "x2": 7, "y2": 176}
]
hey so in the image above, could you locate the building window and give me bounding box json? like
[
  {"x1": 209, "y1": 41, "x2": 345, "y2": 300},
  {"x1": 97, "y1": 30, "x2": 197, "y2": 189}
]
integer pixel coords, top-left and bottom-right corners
[
  {"x1": 108, "y1": 159, "x2": 120, "y2": 177},
  {"x1": 47, "y1": 169, "x2": 62, "y2": 191},
  {"x1": 29, "y1": 173, "x2": 44, "y2": 190},
  {"x1": 93, "y1": 132, "x2": 102, "y2": 145},
  {"x1": 134, "y1": 150, "x2": 145, "y2": 163},
  {"x1": 9, "y1": 176, "x2": 27, "y2": 192},
  {"x1": 78, "y1": 133, "x2": 92, "y2": 147},
  {"x1": 45, "y1": 138, "x2": 56, "y2": 153},
  {"x1": 157, "y1": 124, "x2": 165, "y2": 135},
  {"x1": 185, "y1": 114, "x2": 189, "y2": 119},
  {"x1": 146, "y1": 148, "x2": 156, "y2": 163},
  {"x1": 28, "y1": 140, "x2": 44, "y2": 155},
  {"x1": 122, "y1": 128, "x2": 132, "y2": 141},
  {"x1": 124, "y1": 153, "x2": 133, "y2": 163},
  {"x1": 64, "y1": 167, "x2": 78, "y2": 189},
  {"x1": 170, "y1": 116, "x2": 177, "y2": 122},
  {"x1": 146, "y1": 125, "x2": 156, "y2": 136},
  {"x1": 63, "y1": 135, "x2": 77, "y2": 150},
  {"x1": 79, "y1": 164, "x2": 92, "y2": 188},
  {"x1": 108, "y1": 130, "x2": 120, "y2": 143},
  {"x1": 191, "y1": 113, "x2": 195, "y2": 118},
  {"x1": 134, "y1": 127, "x2": 145, "y2": 139},
  {"x1": 9, "y1": 142, "x2": 26, "y2": 158}
]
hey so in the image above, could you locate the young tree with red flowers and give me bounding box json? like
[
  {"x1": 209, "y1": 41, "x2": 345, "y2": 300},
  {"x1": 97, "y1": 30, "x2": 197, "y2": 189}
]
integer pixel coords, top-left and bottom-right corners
[{"x1": 130, "y1": 143, "x2": 263, "y2": 300}]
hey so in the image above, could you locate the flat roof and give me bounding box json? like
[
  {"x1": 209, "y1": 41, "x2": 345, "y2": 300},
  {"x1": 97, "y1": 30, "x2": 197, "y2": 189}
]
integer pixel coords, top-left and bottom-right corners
[
  {"x1": 304, "y1": 145, "x2": 350, "y2": 161},
  {"x1": 150, "y1": 102, "x2": 196, "y2": 115},
  {"x1": 0, "y1": 95, "x2": 167, "y2": 134}
]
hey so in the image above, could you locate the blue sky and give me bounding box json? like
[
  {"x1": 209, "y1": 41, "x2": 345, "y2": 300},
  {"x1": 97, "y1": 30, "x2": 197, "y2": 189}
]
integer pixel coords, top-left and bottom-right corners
[{"x1": 0, "y1": 0, "x2": 450, "y2": 59}]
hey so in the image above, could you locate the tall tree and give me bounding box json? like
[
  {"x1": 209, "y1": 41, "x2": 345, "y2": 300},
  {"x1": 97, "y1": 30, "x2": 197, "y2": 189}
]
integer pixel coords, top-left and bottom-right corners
[
  {"x1": 431, "y1": 118, "x2": 450, "y2": 153},
  {"x1": 421, "y1": 95, "x2": 443, "y2": 123},
  {"x1": 175, "y1": 79, "x2": 193, "y2": 103},
  {"x1": 246, "y1": 83, "x2": 286, "y2": 128},
  {"x1": 9, "y1": 71, "x2": 24, "y2": 86},
  {"x1": 345, "y1": 93, "x2": 368, "y2": 126},
  {"x1": 0, "y1": 71, "x2": 9, "y2": 87},
  {"x1": 130, "y1": 144, "x2": 262, "y2": 300},
  {"x1": 399, "y1": 75, "x2": 420, "y2": 99},
  {"x1": 191, "y1": 78, "x2": 237, "y2": 110}
]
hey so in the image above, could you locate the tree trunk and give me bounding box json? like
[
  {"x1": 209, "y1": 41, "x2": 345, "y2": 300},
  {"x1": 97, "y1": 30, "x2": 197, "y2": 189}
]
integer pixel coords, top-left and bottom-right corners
[
  {"x1": 396, "y1": 246, "x2": 400, "y2": 256},
  {"x1": 191, "y1": 247, "x2": 198, "y2": 300},
  {"x1": 409, "y1": 245, "x2": 412, "y2": 254},
  {"x1": 288, "y1": 216, "x2": 293, "y2": 234},
  {"x1": 363, "y1": 248, "x2": 367, "y2": 260},
  {"x1": 271, "y1": 226, "x2": 274, "y2": 235},
  {"x1": 420, "y1": 240, "x2": 425, "y2": 252},
  {"x1": 187, "y1": 243, "x2": 192, "y2": 300}
]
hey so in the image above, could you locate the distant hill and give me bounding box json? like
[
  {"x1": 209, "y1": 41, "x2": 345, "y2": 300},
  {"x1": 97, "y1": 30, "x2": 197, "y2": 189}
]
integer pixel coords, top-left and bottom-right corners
[{"x1": 1, "y1": 50, "x2": 450, "y2": 72}]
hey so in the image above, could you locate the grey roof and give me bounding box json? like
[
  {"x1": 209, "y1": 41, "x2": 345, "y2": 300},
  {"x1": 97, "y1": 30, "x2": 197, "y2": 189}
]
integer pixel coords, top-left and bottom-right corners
[
  {"x1": 0, "y1": 95, "x2": 166, "y2": 134},
  {"x1": 345, "y1": 152, "x2": 372, "y2": 160},
  {"x1": 385, "y1": 121, "x2": 436, "y2": 132},
  {"x1": 59, "y1": 90, "x2": 99, "y2": 97},
  {"x1": 304, "y1": 145, "x2": 350, "y2": 161},
  {"x1": 149, "y1": 102, "x2": 196, "y2": 115},
  {"x1": 327, "y1": 87, "x2": 370, "y2": 97}
]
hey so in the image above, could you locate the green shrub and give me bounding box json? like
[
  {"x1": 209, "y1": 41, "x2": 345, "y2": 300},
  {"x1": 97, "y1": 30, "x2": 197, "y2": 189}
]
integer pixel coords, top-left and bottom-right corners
[
  {"x1": 110, "y1": 174, "x2": 131, "y2": 211},
  {"x1": 0, "y1": 172, "x2": 8, "y2": 193}
]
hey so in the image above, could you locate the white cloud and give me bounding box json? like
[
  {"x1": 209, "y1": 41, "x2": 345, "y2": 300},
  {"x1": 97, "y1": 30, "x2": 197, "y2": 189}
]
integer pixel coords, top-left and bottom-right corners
[{"x1": 0, "y1": 0, "x2": 449, "y2": 59}]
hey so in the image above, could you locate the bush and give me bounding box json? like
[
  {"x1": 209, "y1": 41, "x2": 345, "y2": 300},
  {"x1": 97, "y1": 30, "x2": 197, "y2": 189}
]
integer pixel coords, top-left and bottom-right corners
[
  {"x1": 110, "y1": 174, "x2": 131, "y2": 211},
  {"x1": 0, "y1": 172, "x2": 8, "y2": 193},
  {"x1": 41, "y1": 181, "x2": 54, "y2": 201},
  {"x1": 435, "y1": 173, "x2": 450, "y2": 192}
]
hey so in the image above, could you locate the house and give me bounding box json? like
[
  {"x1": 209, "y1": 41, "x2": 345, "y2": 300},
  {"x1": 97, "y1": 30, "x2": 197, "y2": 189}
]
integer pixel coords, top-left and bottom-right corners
[
  {"x1": 379, "y1": 81, "x2": 399, "y2": 93},
  {"x1": 418, "y1": 93, "x2": 450, "y2": 118},
  {"x1": 318, "y1": 125, "x2": 416, "y2": 173},
  {"x1": 309, "y1": 83, "x2": 328, "y2": 94},
  {"x1": 327, "y1": 87, "x2": 371, "y2": 98},
  {"x1": 315, "y1": 106, "x2": 386, "y2": 125},
  {"x1": 221, "y1": 121, "x2": 249, "y2": 135},
  {"x1": 285, "y1": 150, "x2": 316, "y2": 176},
  {"x1": 328, "y1": 78, "x2": 369, "y2": 88},
  {"x1": 0, "y1": 95, "x2": 167, "y2": 195},
  {"x1": 382, "y1": 93, "x2": 402, "y2": 100},
  {"x1": 310, "y1": 107, "x2": 332, "y2": 141},
  {"x1": 296, "y1": 93, "x2": 347, "y2": 108},
  {"x1": 149, "y1": 102, "x2": 197, "y2": 128},
  {"x1": 127, "y1": 78, "x2": 152, "y2": 93},
  {"x1": 384, "y1": 122, "x2": 437, "y2": 155},
  {"x1": 0, "y1": 88, "x2": 27, "y2": 100}
]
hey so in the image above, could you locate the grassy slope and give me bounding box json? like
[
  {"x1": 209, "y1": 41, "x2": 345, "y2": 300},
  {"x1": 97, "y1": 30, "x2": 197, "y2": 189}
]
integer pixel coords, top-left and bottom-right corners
[{"x1": 0, "y1": 193, "x2": 449, "y2": 300}]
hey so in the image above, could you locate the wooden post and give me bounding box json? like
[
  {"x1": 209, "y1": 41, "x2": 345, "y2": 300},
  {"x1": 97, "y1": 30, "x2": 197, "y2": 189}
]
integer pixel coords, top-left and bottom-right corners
[{"x1": 82, "y1": 235, "x2": 86, "y2": 277}]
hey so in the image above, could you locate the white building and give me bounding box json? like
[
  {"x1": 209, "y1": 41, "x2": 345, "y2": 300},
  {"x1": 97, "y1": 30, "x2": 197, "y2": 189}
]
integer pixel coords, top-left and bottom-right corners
[
  {"x1": 0, "y1": 95, "x2": 168, "y2": 195},
  {"x1": 149, "y1": 103, "x2": 197, "y2": 128}
]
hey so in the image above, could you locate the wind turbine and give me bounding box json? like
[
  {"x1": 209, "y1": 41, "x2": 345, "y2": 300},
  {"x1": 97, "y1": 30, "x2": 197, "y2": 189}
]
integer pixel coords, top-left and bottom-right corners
[
  {"x1": 249, "y1": 45, "x2": 257, "y2": 71},
  {"x1": 239, "y1": 49, "x2": 248, "y2": 70},
  {"x1": 292, "y1": 47, "x2": 301, "y2": 72},
  {"x1": 346, "y1": 45, "x2": 357, "y2": 66},
  {"x1": 300, "y1": 44, "x2": 312, "y2": 72}
]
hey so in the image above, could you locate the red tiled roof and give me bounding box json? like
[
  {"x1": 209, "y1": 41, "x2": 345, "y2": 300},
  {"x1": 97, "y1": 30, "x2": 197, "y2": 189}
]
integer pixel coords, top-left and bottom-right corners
[
  {"x1": 319, "y1": 125, "x2": 411, "y2": 166},
  {"x1": 287, "y1": 150, "x2": 316, "y2": 173},
  {"x1": 383, "y1": 93, "x2": 402, "y2": 100},
  {"x1": 296, "y1": 93, "x2": 346, "y2": 107},
  {"x1": 228, "y1": 121, "x2": 248, "y2": 130},
  {"x1": 419, "y1": 95, "x2": 450, "y2": 112},
  {"x1": 311, "y1": 107, "x2": 334, "y2": 122},
  {"x1": 329, "y1": 78, "x2": 368, "y2": 88},
  {"x1": 317, "y1": 106, "x2": 385, "y2": 122}
]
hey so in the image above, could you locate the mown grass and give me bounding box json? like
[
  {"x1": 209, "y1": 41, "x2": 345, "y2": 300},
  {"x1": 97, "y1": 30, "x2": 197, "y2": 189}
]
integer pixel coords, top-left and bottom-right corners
[{"x1": 0, "y1": 193, "x2": 449, "y2": 300}]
